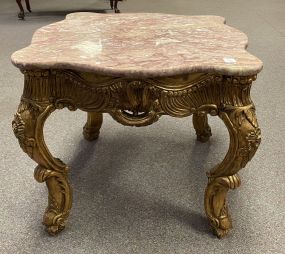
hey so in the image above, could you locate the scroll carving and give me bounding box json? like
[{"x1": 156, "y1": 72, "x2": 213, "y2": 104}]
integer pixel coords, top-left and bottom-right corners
[
  {"x1": 13, "y1": 69, "x2": 261, "y2": 237},
  {"x1": 192, "y1": 104, "x2": 218, "y2": 142},
  {"x1": 205, "y1": 174, "x2": 241, "y2": 238},
  {"x1": 204, "y1": 103, "x2": 261, "y2": 237},
  {"x1": 20, "y1": 70, "x2": 257, "y2": 125},
  {"x1": 12, "y1": 99, "x2": 72, "y2": 235},
  {"x1": 209, "y1": 104, "x2": 261, "y2": 177}
]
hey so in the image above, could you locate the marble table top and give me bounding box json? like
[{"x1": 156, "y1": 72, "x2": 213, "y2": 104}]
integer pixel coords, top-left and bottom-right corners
[{"x1": 11, "y1": 12, "x2": 263, "y2": 78}]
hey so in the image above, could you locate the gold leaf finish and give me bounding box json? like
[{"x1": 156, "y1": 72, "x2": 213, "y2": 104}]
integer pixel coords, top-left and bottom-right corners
[
  {"x1": 12, "y1": 87, "x2": 72, "y2": 235},
  {"x1": 83, "y1": 112, "x2": 103, "y2": 141},
  {"x1": 12, "y1": 69, "x2": 261, "y2": 237}
]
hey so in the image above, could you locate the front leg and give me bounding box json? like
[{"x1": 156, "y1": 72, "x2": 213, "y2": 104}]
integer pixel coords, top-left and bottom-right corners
[
  {"x1": 205, "y1": 104, "x2": 261, "y2": 237},
  {"x1": 16, "y1": 0, "x2": 25, "y2": 19},
  {"x1": 12, "y1": 100, "x2": 72, "y2": 235}
]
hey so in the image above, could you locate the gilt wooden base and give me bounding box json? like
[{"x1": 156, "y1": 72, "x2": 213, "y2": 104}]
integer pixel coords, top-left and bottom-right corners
[{"x1": 12, "y1": 70, "x2": 261, "y2": 237}]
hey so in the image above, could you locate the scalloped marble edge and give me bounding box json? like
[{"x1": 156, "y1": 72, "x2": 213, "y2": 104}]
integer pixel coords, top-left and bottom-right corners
[{"x1": 11, "y1": 12, "x2": 263, "y2": 78}]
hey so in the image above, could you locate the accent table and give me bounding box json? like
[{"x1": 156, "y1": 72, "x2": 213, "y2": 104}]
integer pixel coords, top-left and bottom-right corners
[{"x1": 11, "y1": 12, "x2": 263, "y2": 238}]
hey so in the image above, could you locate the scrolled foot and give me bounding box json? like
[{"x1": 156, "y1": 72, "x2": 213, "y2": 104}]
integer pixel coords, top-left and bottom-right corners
[
  {"x1": 205, "y1": 174, "x2": 241, "y2": 238},
  {"x1": 215, "y1": 227, "x2": 230, "y2": 239},
  {"x1": 209, "y1": 207, "x2": 232, "y2": 238},
  {"x1": 34, "y1": 165, "x2": 72, "y2": 236},
  {"x1": 196, "y1": 128, "x2": 211, "y2": 142},
  {"x1": 114, "y1": 8, "x2": 120, "y2": 13},
  {"x1": 43, "y1": 212, "x2": 66, "y2": 236},
  {"x1": 83, "y1": 126, "x2": 100, "y2": 141}
]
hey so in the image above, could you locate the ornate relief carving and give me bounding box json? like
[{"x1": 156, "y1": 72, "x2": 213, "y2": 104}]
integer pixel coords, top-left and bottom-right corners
[
  {"x1": 209, "y1": 104, "x2": 261, "y2": 177},
  {"x1": 12, "y1": 100, "x2": 41, "y2": 157},
  {"x1": 34, "y1": 165, "x2": 72, "y2": 235},
  {"x1": 20, "y1": 69, "x2": 257, "y2": 122},
  {"x1": 205, "y1": 174, "x2": 241, "y2": 238},
  {"x1": 204, "y1": 103, "x2": 260, "y2": 237},
  {"x1": 12, "y1": 110, "x2": 35, "y2": 157},
  {"x1": 12, "y1": 99, "x2": 72, "y2": 235},
  {"x1": 192, "y1": 104, "x2": 218, "y2": 142},
  {"x1": 109, "y1": 80, "x2": 162, "y2": 126},
  {"x1": 13, "y1": 69, "x2": 260, "y2": 237}
]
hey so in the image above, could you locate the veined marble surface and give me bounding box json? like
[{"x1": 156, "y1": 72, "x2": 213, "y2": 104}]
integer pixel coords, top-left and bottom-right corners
[{"x1": 11, "y1": 12, "x2": 263, "y2": 78}]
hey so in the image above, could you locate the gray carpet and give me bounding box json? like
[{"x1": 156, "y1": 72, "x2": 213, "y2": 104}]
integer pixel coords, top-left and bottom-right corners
[{"x1": 0, "y1": 0, "x2": 284, "y2": 253}]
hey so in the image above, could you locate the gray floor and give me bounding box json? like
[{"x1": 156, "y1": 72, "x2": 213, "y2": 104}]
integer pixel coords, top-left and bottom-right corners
[{"x1": 0, "y1": 0, "x2": 285, "y2": 253}]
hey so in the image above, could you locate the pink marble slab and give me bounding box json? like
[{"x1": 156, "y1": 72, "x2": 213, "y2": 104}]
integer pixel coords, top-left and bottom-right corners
[{"x1": 11, "y1": 12, "x2": 263, "y2": 78}]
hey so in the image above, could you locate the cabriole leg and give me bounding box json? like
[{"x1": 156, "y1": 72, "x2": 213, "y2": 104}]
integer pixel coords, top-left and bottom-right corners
[
  {"x1": 12, "y1": 100, "x2": 72, "y2": 235},
  {"x1": 204, "y1": 104, "x2": 261, "y2": 238},
  {"x1": 83, "y1": 112, "x2": 103, "y2": 141}
]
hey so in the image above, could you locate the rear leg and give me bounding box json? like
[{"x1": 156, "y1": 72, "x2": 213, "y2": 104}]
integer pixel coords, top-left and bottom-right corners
[
  {"x1": 110, "y1": 0, "x2": 120, "y2": 13},
  {"x1": 83, "y1": 112, "x2": 103, "y2": 141},
  {"x1": 114, "y1": 0, "x2": 120, "y2": 13},
  {"x1": 193, "y1": 111, "x2": 212, "y2": 142}
]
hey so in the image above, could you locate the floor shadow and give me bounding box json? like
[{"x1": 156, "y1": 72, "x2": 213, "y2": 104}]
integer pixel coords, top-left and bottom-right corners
[{"x1": 66, "y1": 130, "x2": 215, "y2": 237}]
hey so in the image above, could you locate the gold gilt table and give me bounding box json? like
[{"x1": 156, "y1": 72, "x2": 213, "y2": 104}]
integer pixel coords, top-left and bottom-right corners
[{"x1": 11, "y1": 13, "x2": 263, "y2": 238}]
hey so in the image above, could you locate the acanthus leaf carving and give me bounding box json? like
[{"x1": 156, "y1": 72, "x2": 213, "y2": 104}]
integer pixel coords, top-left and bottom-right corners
[
  {"x1": 15, "y1": 69, "x2": 261, "y2": 238},
  {"x1": 20, "y1": 69, "x2": 258, "y2": 126}
]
